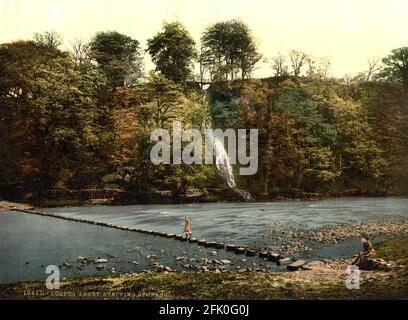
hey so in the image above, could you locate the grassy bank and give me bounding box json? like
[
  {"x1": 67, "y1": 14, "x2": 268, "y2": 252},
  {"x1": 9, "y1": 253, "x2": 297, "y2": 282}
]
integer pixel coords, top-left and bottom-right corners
[{"x1": 1, "y1": 236, "x2": 407, "y2": 300}]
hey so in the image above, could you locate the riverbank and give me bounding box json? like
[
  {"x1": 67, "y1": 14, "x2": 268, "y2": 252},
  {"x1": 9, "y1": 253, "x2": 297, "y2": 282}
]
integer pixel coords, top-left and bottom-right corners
[
  {"x1": 1, "y1": 236, "x2": 406, "y2": 300},
  {"x1": 3, "y1": 193, "x2": 407, "y2": 213},
  {"x1": 0, "y1": 200, "x2": 34, "y2": 212}
]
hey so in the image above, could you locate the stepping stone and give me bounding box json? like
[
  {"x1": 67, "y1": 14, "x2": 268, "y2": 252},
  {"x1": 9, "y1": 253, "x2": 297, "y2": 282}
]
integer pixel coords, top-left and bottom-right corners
[
  {"x1": 179, "y1": 236, "x2": 187, "y2": 242},
  {"x1": 245, "y1": 249, "x2": 257, "y2": 257},
  {"x1": 220, "y1": 259, "x2": 232, "y2": 265},
  {"x1": 197, "y1": 239, "x2": 207, "y2": 246},
  {"x1": 277, "y1": 258, "x2": 294, "y2": 266},
  {"x1": 287, "y1": 260, "x2": 306, "y2": 271},
  {"x1": 301, "y1": 261, "x2": 324, "y2": 270},
  {"x1": 259, "y1": 251, "x2": 268, "y2": 259},
  {"x1": 95, "y1": 264, "x2": 105, "y2": 270},
  {"x1": 234, "y1": 247, "x2": 246, "y2": 254},
  {"x1": 268, "y1": 252, "x2": 281, "y2": 262},
  {"x1": 166, "y1": 233, "x2": 176, "y2": 238},
  {"x1": 93, "y1": 258, "x2": 108, "y2": 264},
  {"x1": 189, "y1": 238, "x2": 198, "y2": 243},
  {"x1": 214, "y1": 243, "x2": 225, "y2": 249},
  {"x1": 204, "y1": 241, "x2": 216, "y2": 248},
  {"x1": 175, "y1": 234, "x2": 184, "y2": 240},
  {"x1": 226, "y1": 245, "x2": 237, "y2": 251}
]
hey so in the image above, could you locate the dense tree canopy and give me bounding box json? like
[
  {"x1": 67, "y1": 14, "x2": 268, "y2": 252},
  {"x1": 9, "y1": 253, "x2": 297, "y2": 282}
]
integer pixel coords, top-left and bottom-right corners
[
  {"x1": 33, "y1": 30, "x2": 63, "y2": 48},
  {"x1": 201, "y1": 20, "x2": 261, "y2": 81},
  {"x1": 381, "y1": 47, "x2": 408, "y2": 111},
  {"x1": 147, "y1": 22, "x2": 197, "y2": 84},
  {"x1": 89, "y1": 31, "x2": 143, "y2": 88},
  {"x1": 0, "y1": 22, "x2": 407, "y2": 202}
]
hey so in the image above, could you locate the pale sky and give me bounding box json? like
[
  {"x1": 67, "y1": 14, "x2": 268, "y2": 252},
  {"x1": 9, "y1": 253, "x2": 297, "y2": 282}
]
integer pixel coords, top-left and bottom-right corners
[{"x1": 1, "y1": 0, "x2": 408, "y2": 78}]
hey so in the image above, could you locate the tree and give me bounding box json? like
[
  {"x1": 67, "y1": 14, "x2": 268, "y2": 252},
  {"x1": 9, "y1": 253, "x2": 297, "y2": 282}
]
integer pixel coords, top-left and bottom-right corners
[
  {"x1": 0, "y1": 41, "x2": 65, "y2": 195},
  {"x1": 0, "y1": 41, "x2": 113, "y2": 193},
  {"x1": 381, "y1": 47, "x2": 408, "y2": 110},
  {"x1": 274, "y1": 80, "x2": 338, "y2": 189},
  {"x1": 365, "y1": 56, "x2": 382, "y2": 82},
  {"x1": 89, "y1": 31, "x2": 143, "y2": 88},
  {"x1": 317, "y1": 56, "x2": 331, "y2": 79},
  {"x1": 70, "y1": 38, "x2": 91, "y2": 65},
  {"x1": 270, "y1": 52, "x2": 289, "y2": 77},
  {"x1": 147, "y1": 22, "x2": 197, "y2": 84},
  {"x1": 198, "y1": 45, "x2": 211, "y2": 88},
  {"x1": 201, "y1": 20, "x2": 261, "y2": 81},
  {"x1": 33, "y1": 30, "x2": 63, "y2": 48},
  {"x1": 288, "y1": 49, "x2": 309, "y2": 77}
]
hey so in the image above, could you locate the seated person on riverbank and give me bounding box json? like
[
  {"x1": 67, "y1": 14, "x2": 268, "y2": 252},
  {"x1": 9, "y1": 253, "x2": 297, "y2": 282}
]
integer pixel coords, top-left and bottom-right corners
[{"x1": 353, "y1": 232, "x2": 376, "y2": 269}]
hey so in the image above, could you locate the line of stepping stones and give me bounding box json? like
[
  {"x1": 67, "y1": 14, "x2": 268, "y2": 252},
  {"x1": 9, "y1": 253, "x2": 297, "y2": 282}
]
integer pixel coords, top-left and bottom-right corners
[{"x1": 12, "y1": 208, "x2": 304, "y2": 270}]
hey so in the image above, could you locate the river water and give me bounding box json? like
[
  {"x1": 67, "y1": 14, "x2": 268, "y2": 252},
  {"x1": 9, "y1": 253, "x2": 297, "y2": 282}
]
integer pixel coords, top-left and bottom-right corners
[{"x1": 1, "y1": 197, "x2": 407, "y2": 284}]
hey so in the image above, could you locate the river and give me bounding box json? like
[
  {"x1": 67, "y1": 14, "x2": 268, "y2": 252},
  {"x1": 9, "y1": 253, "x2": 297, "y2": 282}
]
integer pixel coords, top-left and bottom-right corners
[{"x1": 1, "y1": 197, "x2": 407, "y2": 284}]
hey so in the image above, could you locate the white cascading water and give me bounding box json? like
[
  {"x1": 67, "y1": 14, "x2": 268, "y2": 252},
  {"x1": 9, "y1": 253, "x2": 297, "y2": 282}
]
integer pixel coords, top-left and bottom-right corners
[
  {"x1": 213, "y1": 135, "x2": 237, "y2": 189},
  {"x1": 205, "y1": 123, "x2": 252, "y2": 201}
]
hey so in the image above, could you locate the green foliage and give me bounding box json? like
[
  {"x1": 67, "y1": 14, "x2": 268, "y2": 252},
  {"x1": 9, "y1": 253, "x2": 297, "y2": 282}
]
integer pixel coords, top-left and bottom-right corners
[
  {"x1": 147, "y1": 22, "x2": 197, "y2": 84},
  {"x1": 201, "y1": 20, "x2": 261, "y2": 81},
  {"x1": 381, "y1": 47, "x2": 408, "y2": 85},
  {"x1": 222, "y1": 77, "x2": 402, "y2": 195},
  {"x1": 89, "y1": 31, "x2": 143, "y2": 88},
  {"x1": 0, "y1": 41, "x2": 114, "y2": 192},
  {"x1": 33, "y1": 30, "x2": 63, "y2": 48},
  {"x1": 1, "y1": 31, "x2": 407, "y2": 201}
]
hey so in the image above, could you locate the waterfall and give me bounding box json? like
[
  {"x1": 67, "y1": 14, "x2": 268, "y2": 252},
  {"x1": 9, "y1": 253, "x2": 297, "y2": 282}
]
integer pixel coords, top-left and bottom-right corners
[
  {"x1": 205, "y1": 123, "x2": 253, "y2": 201},
  {"x1": 213, "y1": 135, "x2": 237, "y2": 189}
]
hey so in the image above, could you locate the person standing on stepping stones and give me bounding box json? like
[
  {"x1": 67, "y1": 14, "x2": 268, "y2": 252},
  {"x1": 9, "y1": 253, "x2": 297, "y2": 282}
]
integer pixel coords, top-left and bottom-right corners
[{"x1": 184, "y1": 216, "x2": 192, "y2": 240}]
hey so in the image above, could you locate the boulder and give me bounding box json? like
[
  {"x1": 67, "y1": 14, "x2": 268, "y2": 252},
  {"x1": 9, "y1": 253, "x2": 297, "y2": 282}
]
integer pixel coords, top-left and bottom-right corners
[
  {"x1": 245, "y1": 249, "x2": 257, "y2": 257},
  {"x1": 287, "y1": 260, "x2": 306, "y2": 271},
  {"x1": 176, "y1": 256, "x2": 188, "y2": 261},
  {"x1": 259, "y1": 251, "x2": 268, "y2": 259},
  {"x1": 301, "y1": 261, "x2": 325, "y2": 270},
  {"x1": 95, "y1": 264, "x2": 105, "y2": 270},
  {"x1": 197, "y1": 239, "x2": 207, "y2": 246},
  {"x1": 93, "y1": 258, "x2": 108, "y2": 264},
  {"x1": 204, "y1": 241, "x2": 216, "y2": 248},
  {"x1": 277, "y1": 258, "x2": 294, "y2": 266},
  {"x1": 234, "y1": 247, "x2": 246, "y2": 254},
  {"x1": 209, "y1": 250, "x2": 218, "y2": 256},
  {"x1": 268, "y1": 253, "x2": 281, "y2": 262}
]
